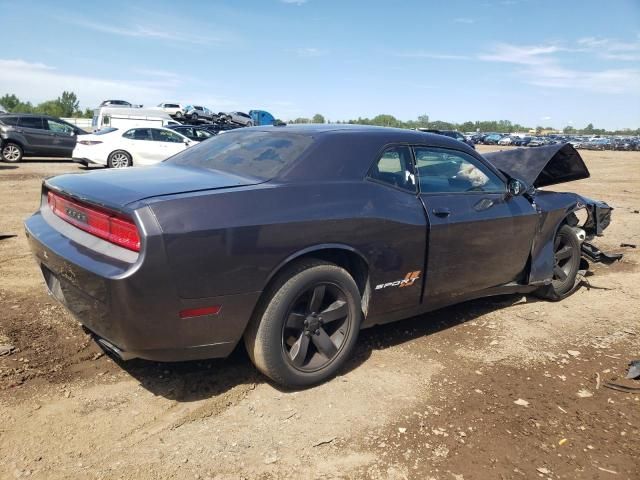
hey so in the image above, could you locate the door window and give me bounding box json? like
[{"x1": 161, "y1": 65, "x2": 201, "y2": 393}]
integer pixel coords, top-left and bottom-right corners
[
  {"x1": 18, "y1": 116, "x2": 44, "y2": 130},
  {"x1": 152, "y1": 129, "x2": 185, "y2": 143},
  {"x1": 195, "y1": 129, "x2": 213, "y2": 139},
  {"x1": 0, "y1": 116, "x2": 19, "y2": 126},
  {"x1": 123, "y1": 129, "x2": 152, "y2": 140},
  {"x1": 368, "y1": 146, "x2": 416, "y2": 192},
  {"x1": 46, "y1": 119, "x2": 74, "y2": 135},
  {"x1": 413, "y1": 147, "x2": 504, "y2": 194}
]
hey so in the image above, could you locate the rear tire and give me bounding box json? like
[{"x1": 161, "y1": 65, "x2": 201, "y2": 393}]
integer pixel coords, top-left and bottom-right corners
[
  {"x1": 244, "y1": 259, "x2": 362, "y2": 388},
  {"x1": 2, "y1": 142, "x2": 23, "y2": 163},
  {"x1": 107, "y1": 150, "x2": 132, "y2": 168},
  {"x1": 537, "y1": 224, "x2": 581, "y2": 300}
]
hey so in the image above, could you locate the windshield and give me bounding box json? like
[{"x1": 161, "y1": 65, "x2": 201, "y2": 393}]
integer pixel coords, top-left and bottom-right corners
[{"x1": 165, "y1": 130, "x2": 314, "y2": 180}]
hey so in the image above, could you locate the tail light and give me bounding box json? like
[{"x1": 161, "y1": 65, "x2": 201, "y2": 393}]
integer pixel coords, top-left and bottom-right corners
[
  {"x1": 47, "y1": 191, "x2": 140, "y2": 252},
  {"x1": 77, "y1": 140, "x2": 103, "y2": 146}
]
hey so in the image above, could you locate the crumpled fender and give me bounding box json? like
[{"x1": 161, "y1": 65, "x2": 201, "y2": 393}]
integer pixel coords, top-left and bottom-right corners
[{"x1": 527, "y1": 191, "x2": 613, "y2": 285}]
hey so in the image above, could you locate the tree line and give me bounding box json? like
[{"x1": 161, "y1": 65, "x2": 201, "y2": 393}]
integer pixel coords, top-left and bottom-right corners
[
  {"x1": 291, "y1": 114, "x2": 639, "y2": 136},
  {"x1": 0, "y1": 92, "x2": 92, "y2": 118},
  {"x1": 1, "y1": 93, "x2": 637, "y2": 135}
]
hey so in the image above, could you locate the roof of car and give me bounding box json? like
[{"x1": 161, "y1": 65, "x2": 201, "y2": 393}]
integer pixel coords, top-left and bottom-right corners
[
  {"x1": 0, "y1": 112, "x2": 64, "y2": 119},
  {"x1": 249, "y1": 123, "x2": 469, "y2": 145},
  {"x1": 232, "y1": 124, "x2": 480, "y2": 182}
]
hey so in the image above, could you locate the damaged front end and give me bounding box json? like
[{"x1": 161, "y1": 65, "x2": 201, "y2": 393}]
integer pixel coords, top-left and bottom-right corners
[
  {"x1": 569, "y1": 197, "x2": 622, "y2": 265},
  {"x1": 484, "y1": 143, "x2": 622, "y2": 290}
]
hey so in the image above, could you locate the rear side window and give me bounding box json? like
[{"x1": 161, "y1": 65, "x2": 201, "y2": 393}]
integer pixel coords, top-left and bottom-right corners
[
  {"x1": 19, "y1": 116, "x2": 44, "y2": 129},
  {"x1": 166, "y1": 130, "x2": 314, "y2": 180},
  {"x1": 195, "y1": 129, "x2": 212, "y2": 139},
  {"x1": 123, "y1": 128, "x2": 151, "y2": 140},
  {"x1": 152, "y1": 129, "x2": 184, "y2": 143},
  {"x1": 368, "y1": 146, "x2": 416, "y2": 192},
  {"x1": 46, "y1": 119, "x2": 75, "y2": 135},
  {"x1": 0, "y1": 116, "x2": 19, "y2": 126}
]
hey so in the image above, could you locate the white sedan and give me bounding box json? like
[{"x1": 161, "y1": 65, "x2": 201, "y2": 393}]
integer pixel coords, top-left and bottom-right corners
[{"x1": 73, "y1": 127, "x2": 195, "y2": 168}]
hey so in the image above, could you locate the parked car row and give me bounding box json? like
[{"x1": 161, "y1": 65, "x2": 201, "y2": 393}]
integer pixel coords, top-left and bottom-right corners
[
  {"x1": 470, "y1": 132, "x2": 640, "y2": 151},
  {"x1": 0, "y1": 105, "x2": 264, "y2": 163},
  {"x1": 98, "y1": 99, "x2": 276, "y2": 127}
]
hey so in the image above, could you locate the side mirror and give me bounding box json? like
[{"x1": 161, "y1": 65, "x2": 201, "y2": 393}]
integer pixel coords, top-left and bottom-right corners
[{"x1": 507, "y1": 178, "x2": 527, "y2": 196}]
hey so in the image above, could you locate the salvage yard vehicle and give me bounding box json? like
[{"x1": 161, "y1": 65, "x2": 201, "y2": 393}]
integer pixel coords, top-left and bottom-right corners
[
  {"x1": 184, "y1": 105, "x2": 216, "y2": 122},
  {"x1": 99, "y1": 99, "x2": 134, "y2": 107},
  {"x1": 223, "y1": 111, "x2": 254, "y2": 126},
  {"x1": 154, "y1": 102, "x2": 185, "y2": 119},
  {"x1": 1, "y1": 113, "x2": 87, "y2": 162},
  {"x1": 417, "y1": 128, "x2": 475, "y2": 149},
  {"x1": 168, "y1": 124, "x2": 215, "y2": 142},
  {"x1": 249, "y1": 110, "x2": 276, "y2": 126},
  {"x1": 71, "y1": 126, "x2": 194, "y2": 167},
  {"x1": 91, "y1": 107, "x2": 177, "y2": 131},
  {"x1": 25, "y1": 125, "x2": 616, "y2": 388}
]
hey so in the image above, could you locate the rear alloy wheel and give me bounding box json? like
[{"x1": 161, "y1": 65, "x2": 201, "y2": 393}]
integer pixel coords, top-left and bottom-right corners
[
  {"x1": 174, "y1": 111, "x2": 182, "y2": 119},
  {"x1": 107, "y1": 150, "x2": 132, "y2": 168},
  {"x1": 538, "y1": 224, "x2": 581, "y2": 300},
  {"x1": 245, "y1": 260, "x2": 361, "y2": 388},
  {"x1": 2, "y1": 142, "x2": 23, "y2": 163}
]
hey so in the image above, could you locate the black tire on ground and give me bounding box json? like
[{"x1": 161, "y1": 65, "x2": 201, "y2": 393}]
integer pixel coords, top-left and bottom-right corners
[
  {"x1": 107, "y1": 150, "x2": 132, "y2": 168},
  {"x1": 537, "y1": 224, "x2": 582, "y2": 300},
  {"x1": 244, "y1": 259, "x2": 362, "y2": 388},
  {"x1": 2, "y1": 142, "x2": 23, "y2": 163}
]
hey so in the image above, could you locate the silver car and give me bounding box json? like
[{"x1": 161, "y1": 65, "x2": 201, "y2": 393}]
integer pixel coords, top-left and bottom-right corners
[
  {"x1": 184, "y1": 105, "x2": 216, "y2": 122},
  {"x1": 224, "y1": 111, "x2": 254, "y2": 126}
]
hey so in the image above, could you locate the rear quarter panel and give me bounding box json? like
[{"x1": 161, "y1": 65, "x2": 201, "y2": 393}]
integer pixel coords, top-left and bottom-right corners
[{"x1": 147, "y1": 180, "x2": 428, "y2": 317}]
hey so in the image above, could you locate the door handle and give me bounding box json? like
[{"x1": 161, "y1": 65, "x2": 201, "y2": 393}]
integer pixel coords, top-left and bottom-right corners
[{"x1": 432, "y1": 208, "x2": 451, "y2": 218}]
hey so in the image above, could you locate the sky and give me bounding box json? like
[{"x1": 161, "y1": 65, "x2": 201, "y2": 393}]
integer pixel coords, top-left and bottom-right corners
[{"x1": 1, "y1": 0, "x2": 639, "y2": 130}]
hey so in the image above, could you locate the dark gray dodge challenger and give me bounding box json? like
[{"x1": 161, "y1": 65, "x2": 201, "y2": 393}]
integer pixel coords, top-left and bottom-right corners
[{"x1": 25, "y1": 125, "x2": 618, "y2": 387}]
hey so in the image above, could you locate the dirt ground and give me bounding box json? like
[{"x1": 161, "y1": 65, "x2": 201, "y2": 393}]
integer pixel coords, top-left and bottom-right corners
[{"x1": 0, "y1": 147, "x2": 638, "y2": 480}]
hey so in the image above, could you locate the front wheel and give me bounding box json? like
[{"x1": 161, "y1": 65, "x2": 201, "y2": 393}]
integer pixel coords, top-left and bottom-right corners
[
  {"x1": 244, "y1": 260, "x2": 362, "y2": 388},
  {"x1": 2, "y1": 142, "x2": 23, "y2": 163},
  {"x1": 537, "y1": 224, "x2": 581, "y2": 300}
]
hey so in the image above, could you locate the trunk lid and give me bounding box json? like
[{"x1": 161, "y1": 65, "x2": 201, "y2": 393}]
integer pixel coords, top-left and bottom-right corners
[{"x1": 44, "y1": 164, "x2": 262, "y2": 211}]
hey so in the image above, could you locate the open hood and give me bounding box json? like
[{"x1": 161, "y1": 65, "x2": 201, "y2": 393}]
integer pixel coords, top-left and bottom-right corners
[{"x1": 483, "y1": 143, "x2": 590, "y2": 188}]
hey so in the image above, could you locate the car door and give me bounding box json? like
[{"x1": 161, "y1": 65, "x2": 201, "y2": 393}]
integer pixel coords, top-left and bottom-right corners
[
  {"x1": 414, "y1": 146, "x2": 539, "y2": 307},
  {"x1": 150, "y1": 129, "x2": 189, "y2": 162},
  {"x1": 44, "y1": 118, "x2": 77, "y2": 157},
  {"x1": 121, "y1": 128, "x2": 154, "y2": 165},
  {"x1": 16, "y1": 116, "x2": 51, "y2": 154}
]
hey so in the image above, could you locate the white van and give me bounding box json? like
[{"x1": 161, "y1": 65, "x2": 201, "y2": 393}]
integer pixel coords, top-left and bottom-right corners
[{"x1": 91, "y1": 107, "x2": 178, "y2": 131}]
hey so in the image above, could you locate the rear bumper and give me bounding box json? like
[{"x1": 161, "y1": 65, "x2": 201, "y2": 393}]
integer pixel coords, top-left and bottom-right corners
[{"x1": 24, "y1": 205, "x2": 260, "y2": 362}]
